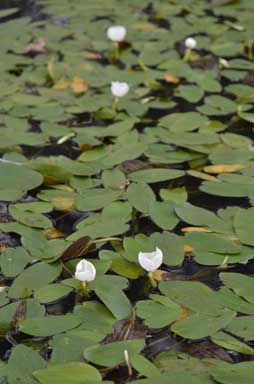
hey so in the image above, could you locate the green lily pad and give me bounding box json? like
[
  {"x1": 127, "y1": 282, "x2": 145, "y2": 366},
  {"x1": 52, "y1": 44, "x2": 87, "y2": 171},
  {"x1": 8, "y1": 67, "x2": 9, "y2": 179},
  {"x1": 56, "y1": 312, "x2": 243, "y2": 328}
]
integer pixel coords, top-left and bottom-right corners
[
  {"x1": 0, "y1": 247, "x2": 31, "y2": 277},
  {"x1": 233, "y1": 207, "x2": 254, "y2": 246},
  {"x1": 211, "y1": 331, "x2": 254, "y2": 355},
  {"x1": 0, "y1": 163, "x2": 43, "y2": 201},
  {"x1": 171, "y1": 309, "x2": 236, "y2": 339},
  {"x1": 91, "y1": 275, "x2": 132, "y2": 320},
  {"x1": 34, "y1": 284, "x2": 73, "y2": 304},
  {"x1": 19, "y1": 314, "x2": 82, "y2": 337},
  {"x1": 212, "y1": 361, "x2": 254, "y2": 384},
  {"x1": 33, "y1": 362, "x2": 102, "y2": 384},
  {"x1": 8, "y1": 262, "x2": 62, "y2": 299},
  {"x1": 126, "y1": 182, "x2": 155, "y2": 213},
  {"x1": 220, "y1": 272, "x2": 254, "y2": 304},
  {"x1": 136, "y1": 294, "x2": 181, "y2": 328},
  {"x1": 7, "y1": 345, "x2": 46, "y2": 384},
  {"x1": 84, "y1": 339, "x2": 145, "y2": 367},
  {"x1": 129, "y1": 169, "x2": 184, "y2": 184}
]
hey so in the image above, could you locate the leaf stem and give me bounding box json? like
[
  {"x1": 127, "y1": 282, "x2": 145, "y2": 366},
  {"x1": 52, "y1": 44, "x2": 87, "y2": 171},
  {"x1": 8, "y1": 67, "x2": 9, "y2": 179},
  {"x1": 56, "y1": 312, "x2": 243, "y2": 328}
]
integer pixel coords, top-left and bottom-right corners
[
  {"x1": 93, "y1": 237, "x2": 121, "y2": 244},
  {"x1": 148, "y1": 272, "x2": 157, "y2": 288},
  {"x1": 124, "y1": 350, "x2": 133, "y2": 376},
  {"x1": 183, "y1": 47, "x2": 192, "y2": 62},
  {"x1": 82, "y1": 281, "x2": 89, "y2": 297},
  {"x1": 112, "y1": 97, "x2": 119, "y2": 113},
  {"x1": 113, "y1": 42, "x2": 120, "y2": 61}
]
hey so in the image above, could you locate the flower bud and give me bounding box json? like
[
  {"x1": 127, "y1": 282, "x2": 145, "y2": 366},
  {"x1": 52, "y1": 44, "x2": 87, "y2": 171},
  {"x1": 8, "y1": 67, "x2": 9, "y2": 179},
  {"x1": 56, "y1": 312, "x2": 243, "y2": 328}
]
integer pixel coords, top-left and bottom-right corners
[
  {"x1": 185, "y1": 37, "x2": 197, "y2": 49},
  {"x1": 111, "y1": 81, "x2": 129, "y2": 98},
  {"x1": 75, "y1": 259, "x2": 96, "y2": 282},
  {"x1": 107, "y1": 25, "x2": 126, "y2": 42},
  {"x1": 219, "y1": 58, "x2": 229, "y2": 68},
  {"x1": 138, "y1": 247, "x2": 163, "y2": 272}
]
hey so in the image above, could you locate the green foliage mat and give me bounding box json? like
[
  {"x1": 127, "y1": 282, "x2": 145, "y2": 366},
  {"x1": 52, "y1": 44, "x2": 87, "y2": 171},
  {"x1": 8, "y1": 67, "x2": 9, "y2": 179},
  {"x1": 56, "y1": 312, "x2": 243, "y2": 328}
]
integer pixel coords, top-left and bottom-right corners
[{"x1": 1, "y1": 0, "x2": 254, "y2": 383}]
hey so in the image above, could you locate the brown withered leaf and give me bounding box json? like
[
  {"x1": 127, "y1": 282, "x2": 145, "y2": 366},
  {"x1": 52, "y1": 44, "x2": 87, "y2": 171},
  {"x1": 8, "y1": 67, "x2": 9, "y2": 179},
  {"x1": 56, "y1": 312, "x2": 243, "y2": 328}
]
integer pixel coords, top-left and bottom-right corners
[
  {"x1": 121, "y1": 160, "x2": 176, "y2": 174},
  {"x1": 79, "y1": 144, "x2": 93, "y2": 151},
  {"x1": 184, "y1": 245, "x2": 194, "y2": 253},
  {"x1": 71, "y1": 76, "x2": 88, "y2": 94},
  {"x1": 50, "y1": 185, "x2": 75, "y2": 192},
  {"x1": 183, "y1": 340, "x2": 233, "y2": 362},
  {"x1": 11, "y1": 300, "x2": 27, "y2": 330},
  {"x1": 43, "y1": 176, "x2": 63, "y2": 186},
  {"x1": 0, "y1": 242, "x2": 6, "y2": 253},
  {"x1": 159, "y1": 271, "x2": 192, "y2": 282},
  {"x1": 204, "y1": 164, "x2": 245, "y2": 174},
  {"x1": 104, "y1": 319, "x2": 148, "y2": 344},
  {"x1": 61, "y1": 236, "x2": 95, "y2": 261},
  {"x1": 51, "y1": 197, "x2": 76, "y2": 211},
  {"x1": 132, "y1": 22, "x2": 156, "y2": 32},
  {"x1": 176, "y1": 306, "x2": 189, "y2": 322},
  {"x1": 120, "y1": 160, "x2": 148, "y2": 173},
  {"x1": 83, "y1": 52, "x2": 102, "y2": 60},
  {"x1": 181, "y1": 227, "x2": 211, "y2": 233},
  {"x1": 187, "y1": 170, "x2": 218, "y2": 181},
  {"x1": 53, "y1": 78, "x2": 70, "y2": 90},
  {"x1": 164, "y1": 72, "x2": 180, "y2": 84},
  {"x1": 25, "y1": 38, "x2": 46, "y2": 54},
  {"x1": 153, "y1": 269, "x2": 167, "y2": 282},
  {"x1": 44, "y1": 228, "x2": 65, "y2": 239}
]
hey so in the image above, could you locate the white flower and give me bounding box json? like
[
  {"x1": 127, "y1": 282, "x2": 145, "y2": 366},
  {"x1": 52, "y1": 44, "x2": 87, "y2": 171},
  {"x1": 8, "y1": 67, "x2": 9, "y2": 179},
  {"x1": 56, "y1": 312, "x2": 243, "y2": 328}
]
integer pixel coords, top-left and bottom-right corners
[
  {"x1": 107, "y1": 25, "x2": 126, "y2": 42},
  {"x1": 111, "y1": 81, "x2": 129, "y2": 98},
  {"x1": 185, "y1": 37, "x2": 197, "y2": 49},
  {"x1": 75, "y1": 259, "x2": 96, "y2": 282},
  {"x1": 138, "y1": 247, "x2": 163, "y2": 272},
  {"x1": 219, "y1": 58, "x2": 229, "y2": 68},
  {"x1": 248, "y1": 143, "x2": 254, "y2": 152}
]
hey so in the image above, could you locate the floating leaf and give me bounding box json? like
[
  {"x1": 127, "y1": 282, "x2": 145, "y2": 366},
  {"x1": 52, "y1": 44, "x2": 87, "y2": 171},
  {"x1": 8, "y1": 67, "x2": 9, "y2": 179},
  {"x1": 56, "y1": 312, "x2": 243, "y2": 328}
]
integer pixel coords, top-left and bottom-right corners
[
  {"x1": 0, "y1": 163, "x2": 43, "y2": 201},
  {"x1": 171, "y1": 309, "x2": 236, "y2": 339},
  {"x1": 84, "y1": 339, "x2": 145, "y2": 367},
  {"x1": 220, "y1": 272, "x2": 254, "y2": 304},
  {"x1": 126, "y1": 182, "x2": 155, "y2": 213},
  {"x1": 129, "y1": 169, "x2": 184, "y2": 183},
  {"x1": 211, "y1": 331, "x2": 254, "y2": 355},
  {"x1": 226, "y1": 316, "x2": 254, "y2": 341},
  {"x1": 8, "y1": 262, "x2": 62, "y2": 299},
  {"x1": 0, "y1": 247, "x2": 31, "y2": 277},
  {"x1": 233, "y1": 208, "x2": 254, "y2": 246},
  {"x1": 19, "y1": 314, "x2": 81, "y2": 337},
  {"x1": 149, "y1": 201, "x2": 179, "y2": 230},
  {"x1": 177, "y1": 85, "x2": 204, "y2": 103},
  {"x1": 7, "y1": 345, "x2": 46, "y2": 384},
  {"x1": 34, "y1": 362, "x2": 101, "y2": 384},
  {"x1": 34, "y1": 284, "x2": 73, "y2": 304},
  {"x1": 212, "y1": 361, "x2": 254, "y2": 384},
  {"x1": 204, "y1": 164, "x2": 246, "y2": 174},
  {"x1": 76, "y1": 189, "x2": 122, "y2": 211},
  {"x1": 91, "y1": 275, "x2": 132, "y2": 320},
  {"x1": 136, "y1": 295, "x2": 181, "y2": 328}
]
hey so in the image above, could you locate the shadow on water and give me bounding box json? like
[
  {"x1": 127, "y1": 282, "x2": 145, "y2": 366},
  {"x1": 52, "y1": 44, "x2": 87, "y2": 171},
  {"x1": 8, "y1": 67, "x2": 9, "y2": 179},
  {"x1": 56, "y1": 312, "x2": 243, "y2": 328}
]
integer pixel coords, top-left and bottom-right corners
[{"x1": 0, "y1": 0, "x2": 44, "y2": 21}]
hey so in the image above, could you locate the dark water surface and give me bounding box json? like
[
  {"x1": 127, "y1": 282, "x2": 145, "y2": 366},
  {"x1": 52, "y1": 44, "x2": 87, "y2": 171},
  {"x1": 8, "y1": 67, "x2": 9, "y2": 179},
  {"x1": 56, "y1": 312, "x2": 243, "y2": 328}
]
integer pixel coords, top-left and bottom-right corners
[{"x1": 0, "y1": 0, "x2": 43, "y2": 20}]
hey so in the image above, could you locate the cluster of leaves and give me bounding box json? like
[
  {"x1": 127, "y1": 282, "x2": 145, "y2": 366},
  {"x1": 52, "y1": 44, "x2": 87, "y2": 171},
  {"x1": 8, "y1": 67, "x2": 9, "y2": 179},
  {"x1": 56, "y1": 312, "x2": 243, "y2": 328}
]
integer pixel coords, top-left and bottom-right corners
[{"x1": 1, "y1": 0, "x2": 254, "y2": 383}]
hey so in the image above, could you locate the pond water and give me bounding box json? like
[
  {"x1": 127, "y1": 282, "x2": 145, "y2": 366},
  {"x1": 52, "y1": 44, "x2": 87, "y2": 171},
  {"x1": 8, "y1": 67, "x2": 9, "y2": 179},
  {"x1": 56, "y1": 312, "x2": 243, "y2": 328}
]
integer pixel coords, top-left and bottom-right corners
[
  {"x1": 0, "y1": 0, "x2": 42, "y2": 20},
  {"x1": 0, "y1": 0, "x2": 254, "y2": 383}
]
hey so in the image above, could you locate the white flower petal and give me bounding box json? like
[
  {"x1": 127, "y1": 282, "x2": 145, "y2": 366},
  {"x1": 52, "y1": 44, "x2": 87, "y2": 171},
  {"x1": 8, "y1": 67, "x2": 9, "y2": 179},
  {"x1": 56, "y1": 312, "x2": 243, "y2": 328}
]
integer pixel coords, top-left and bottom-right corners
[
  {"x1": 138, "y1": 247, "x2": 163, "y2": 272},
  {"x1": 185, "y1": 37, "x2": 197, "y2": 49},
  {"x1": 75, "y1": 259, "x2": 96, "y2": 282},
  {"x1": 107, "y1": 25, "x2": 126, "y2": 42},
  {"x1": 219, "y1": 58, "x2": 229, "y2": 68},
  {"x1": 111, "y1": 81, "x2": 129, "y2": 97}
]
